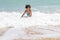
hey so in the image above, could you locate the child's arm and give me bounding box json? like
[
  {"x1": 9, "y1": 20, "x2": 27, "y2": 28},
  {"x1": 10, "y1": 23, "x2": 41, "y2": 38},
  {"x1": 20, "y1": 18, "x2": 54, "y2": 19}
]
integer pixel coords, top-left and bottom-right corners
[
  {"x1": 21, "y1": 11, "x2": 26, "y2": 17},
  {"x1": 30, "y1": 10, "x2": 32, "y2": 17}
]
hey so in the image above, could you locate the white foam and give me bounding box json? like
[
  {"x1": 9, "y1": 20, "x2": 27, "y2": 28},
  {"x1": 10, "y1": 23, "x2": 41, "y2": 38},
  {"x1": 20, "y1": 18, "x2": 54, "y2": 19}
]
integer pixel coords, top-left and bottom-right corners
[
  {"x1": 0, "y1": 11, "x2": 60, "y2": 40},
  {"x1": 0, "y1": 11, "x2": 60, "y2": 28}
]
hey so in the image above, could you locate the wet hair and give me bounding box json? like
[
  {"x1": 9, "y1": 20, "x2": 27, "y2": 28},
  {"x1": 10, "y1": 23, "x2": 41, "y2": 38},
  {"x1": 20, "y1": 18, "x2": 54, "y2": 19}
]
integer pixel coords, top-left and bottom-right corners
[{"x1": 25, "y1": 5, "x2": 31, "y2": 8}]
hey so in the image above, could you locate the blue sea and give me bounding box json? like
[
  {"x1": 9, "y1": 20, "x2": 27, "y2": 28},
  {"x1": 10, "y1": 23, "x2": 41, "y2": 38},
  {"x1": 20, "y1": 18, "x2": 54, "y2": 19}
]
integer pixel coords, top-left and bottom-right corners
[{"x1": 0, "y1": 0, "x2": 60, "y2": 13}]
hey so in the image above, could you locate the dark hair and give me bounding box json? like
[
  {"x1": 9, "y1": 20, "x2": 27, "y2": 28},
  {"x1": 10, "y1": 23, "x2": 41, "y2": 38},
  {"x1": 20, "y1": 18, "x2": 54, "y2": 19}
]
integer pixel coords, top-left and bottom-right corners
[{"x1": 25, "y1": 5, "x2": 31, "y2": 8}]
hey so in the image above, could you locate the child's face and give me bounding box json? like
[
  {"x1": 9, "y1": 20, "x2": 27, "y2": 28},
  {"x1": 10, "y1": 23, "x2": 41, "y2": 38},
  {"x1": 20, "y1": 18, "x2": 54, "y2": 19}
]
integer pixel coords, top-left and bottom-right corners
[{"x1": 26, "y1": 7, "x2": 30, "y2": 10}]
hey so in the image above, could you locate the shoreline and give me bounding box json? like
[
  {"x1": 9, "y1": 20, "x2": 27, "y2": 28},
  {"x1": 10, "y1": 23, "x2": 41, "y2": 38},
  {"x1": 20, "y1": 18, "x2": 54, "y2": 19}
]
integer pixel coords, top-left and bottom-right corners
[{"x1": 14, "y1": 37, "x2": 60, "y2": 40}]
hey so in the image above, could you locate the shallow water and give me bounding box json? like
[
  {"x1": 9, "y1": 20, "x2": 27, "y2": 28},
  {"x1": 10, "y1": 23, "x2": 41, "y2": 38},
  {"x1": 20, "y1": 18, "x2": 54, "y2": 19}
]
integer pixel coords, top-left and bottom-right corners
[
  {"x1": 0, "y1": 0, "x2": 60, "y2": 40},
  {"x1": 0, "y1": 11, "x2": 60, "y2": 27},
  {"x1": 0, "y1": 11, "x2": 60, "y2": 40}
]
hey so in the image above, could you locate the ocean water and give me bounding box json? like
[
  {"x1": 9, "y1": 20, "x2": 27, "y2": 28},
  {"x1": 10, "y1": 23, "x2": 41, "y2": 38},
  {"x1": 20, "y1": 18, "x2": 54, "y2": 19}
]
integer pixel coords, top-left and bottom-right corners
[
  {"x1": 0, "y1": 0, "x2": 60, "y2": 27},
  {"x1": 0, "y1": 0, "x2": 60, "y2": 13},
  {"x1": 0, "y1": 12, "x2": 60, "y2": 40},
  {"x1": 0, "y1": 0, "x2": 60, "y2": 40}
]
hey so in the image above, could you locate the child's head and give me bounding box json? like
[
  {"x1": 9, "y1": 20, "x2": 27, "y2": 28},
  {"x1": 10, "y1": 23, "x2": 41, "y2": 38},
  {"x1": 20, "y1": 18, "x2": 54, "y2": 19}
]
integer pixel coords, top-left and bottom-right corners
[{"x1": 25, "y1": 5, "x2": 31, "y2": 10}]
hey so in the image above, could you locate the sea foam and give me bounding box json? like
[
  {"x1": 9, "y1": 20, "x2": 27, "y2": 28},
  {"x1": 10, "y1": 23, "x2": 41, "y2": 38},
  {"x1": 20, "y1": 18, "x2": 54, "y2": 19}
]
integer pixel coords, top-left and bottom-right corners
[
  {"x1": 0, "y1": 11, "x2": 60, "y2": 28},
  {"x1": 0, "y1": 11, "x2": 60, "y2": 40}
]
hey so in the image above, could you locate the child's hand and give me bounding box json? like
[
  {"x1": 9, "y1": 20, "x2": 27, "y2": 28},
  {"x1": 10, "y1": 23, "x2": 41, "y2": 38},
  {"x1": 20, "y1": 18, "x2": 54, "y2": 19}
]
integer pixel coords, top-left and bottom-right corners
[
  {"x1": 21, "y1": 16, "x2": 23, "y2": 17},
  {"x1": 21, "y1": 16, "x2": 23, "y2": 18}
]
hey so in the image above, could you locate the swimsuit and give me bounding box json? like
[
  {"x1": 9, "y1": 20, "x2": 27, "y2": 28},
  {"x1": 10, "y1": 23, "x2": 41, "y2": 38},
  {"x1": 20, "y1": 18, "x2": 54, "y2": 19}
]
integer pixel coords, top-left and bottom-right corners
[{"x1": 27, "y1": 13, "x2": 30, "y2": 17}]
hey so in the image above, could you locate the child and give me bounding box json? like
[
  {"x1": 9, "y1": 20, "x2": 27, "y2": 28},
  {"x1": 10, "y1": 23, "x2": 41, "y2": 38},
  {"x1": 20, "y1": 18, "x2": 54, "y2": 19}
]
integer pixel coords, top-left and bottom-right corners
[{"x1": 21, "y1": 5, "x2": 32, "y2": 17}]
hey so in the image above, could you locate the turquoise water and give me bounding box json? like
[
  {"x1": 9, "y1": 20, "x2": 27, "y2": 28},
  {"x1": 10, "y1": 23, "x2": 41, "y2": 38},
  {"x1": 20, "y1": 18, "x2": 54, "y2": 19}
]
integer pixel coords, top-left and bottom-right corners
[{"x1": 0, "y1": 0, "x2": 60, "y2": 12}]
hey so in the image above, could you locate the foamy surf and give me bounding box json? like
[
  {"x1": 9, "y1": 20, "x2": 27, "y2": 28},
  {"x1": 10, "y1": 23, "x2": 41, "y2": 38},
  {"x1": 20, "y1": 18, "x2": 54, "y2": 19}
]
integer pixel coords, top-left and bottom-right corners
[
  {"x1": 0, "y1": 11, "x2": 60, "y2": 40},
  {"x1": 0, "y1": 11, "x2": 60, "y2": 28}
]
